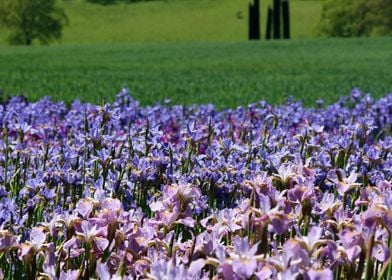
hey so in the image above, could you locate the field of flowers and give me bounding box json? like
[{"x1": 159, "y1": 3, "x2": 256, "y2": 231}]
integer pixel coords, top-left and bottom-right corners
[{"x1": 0, "y1": 89, "x2": 391, "y2": 279}]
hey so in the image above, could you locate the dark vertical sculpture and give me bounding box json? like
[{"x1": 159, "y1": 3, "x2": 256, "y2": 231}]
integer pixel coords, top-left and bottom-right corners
[
  {"x1": 273, "y1": 0, "x2": 281, "y2": 39},
  {"x1": 265, "y1": 6, "x2": 272, "y2": 40},
  {"x1": 248, "y1": 0, "x2": 260, "y2": 40},
  {"x1": 248, "y1": 3, "x2": 254, "y2": 39},
  {"x1": 282, "y1": 0, "x2": 290, "y2": 39}
]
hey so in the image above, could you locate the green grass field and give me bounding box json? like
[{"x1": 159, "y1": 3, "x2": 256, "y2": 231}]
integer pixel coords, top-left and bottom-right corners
[
  {"x1": 0, "y1": 0, "x2": 323, "y2": 45},
  {"x1": 1, "y1": 37, "x2": 391, "y2": 108}
]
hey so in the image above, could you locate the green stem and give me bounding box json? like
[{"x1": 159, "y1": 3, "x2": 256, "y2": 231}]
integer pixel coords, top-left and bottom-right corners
[
  {"x1": 364, "y1": 231, "x2": 376, "y2": 280},
  {"x1": 335, "y1": 264, "x2": 342, "y2": 280},
  {"x1": 387, "y1": 236, "x2": 392, "y2": 280},
  {"x1": 3, "y1": 126, "x2": 9, "y2": 188},
  {"x1": 43, "y1": 143, "x2": 49, "y2": 172}
]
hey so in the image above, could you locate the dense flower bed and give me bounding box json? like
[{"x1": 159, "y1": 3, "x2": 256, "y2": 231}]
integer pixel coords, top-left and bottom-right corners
[{"x1": 0, "y1": 89, "x2": 391, "y2": 279}]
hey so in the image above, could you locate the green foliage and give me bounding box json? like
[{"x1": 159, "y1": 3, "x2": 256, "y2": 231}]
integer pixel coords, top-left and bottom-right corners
[
  {"x1": 0, "y1": 0, "x2": 68, "y2": 45},
  {"x1": 0, "y1": 38, "x2": 391, "y2": 108},
  {"x1": 319, "y1": 0, "x2": 392, "y2": 37},
  {"x1": 86, "y1": 0, "x2": 156, "y2": 4}
]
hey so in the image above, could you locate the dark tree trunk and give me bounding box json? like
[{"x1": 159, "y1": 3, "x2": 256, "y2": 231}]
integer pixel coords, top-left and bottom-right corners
[
  {"x1": 265, "y1": 6, "x2": 273, "y2": 40},
  {"x1": 21, "y1": 13, "x2": 32, "y2": 45},
  {"x1": 248, "y1": 0, "x2": 260, "y2": 40},
  {"x1": 273, "y1": 0, "x2": 281, "y2": 39},
  {"x1": 282, "y1": 0, "x2": 290, "y2": 39}
]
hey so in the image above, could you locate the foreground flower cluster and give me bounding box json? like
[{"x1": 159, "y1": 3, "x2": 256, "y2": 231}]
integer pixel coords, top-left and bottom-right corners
[{"x1": 0, "y1": 89, "x2": 391, "y2": 279}]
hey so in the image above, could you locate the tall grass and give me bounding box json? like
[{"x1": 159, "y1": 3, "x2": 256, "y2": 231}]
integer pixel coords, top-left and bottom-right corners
[{"x1": 1, "y1": 37, "x2": 391, "y2": 108}]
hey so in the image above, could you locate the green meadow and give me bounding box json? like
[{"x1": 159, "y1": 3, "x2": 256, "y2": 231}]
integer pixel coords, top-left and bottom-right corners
[
  {"x1": 0, "y1": 0, "x2": 323, "y2": 45},
  {"x1": 1, "y1": 37, "x2": 391, "y2": 108}
]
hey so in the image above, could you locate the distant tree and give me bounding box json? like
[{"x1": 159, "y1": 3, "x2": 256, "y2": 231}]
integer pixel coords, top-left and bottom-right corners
[
  {"x1": 319, "y1": 0, "x2": 392, "y2": 37},
  {"x1": 0, "y1": 0, "x2": 68, "y2": 45}
]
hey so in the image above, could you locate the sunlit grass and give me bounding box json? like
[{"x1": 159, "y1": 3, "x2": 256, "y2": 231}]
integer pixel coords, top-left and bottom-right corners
[{"x1": 0, "y1": 0, "x2": 323, "y2": 45}]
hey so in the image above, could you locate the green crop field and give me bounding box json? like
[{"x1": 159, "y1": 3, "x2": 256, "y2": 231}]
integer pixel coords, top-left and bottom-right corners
[
  {"x1": 0, "y1": 0, "x2": 323, "y2": 45},
  {"x1": 1, "y1": 37, "x2": 392, "y2": 108}
]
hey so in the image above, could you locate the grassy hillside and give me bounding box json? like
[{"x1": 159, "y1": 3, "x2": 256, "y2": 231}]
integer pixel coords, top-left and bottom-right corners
[
  {"x1": 1, "y1": 37, "x2": 391, "y2": 108},
  {"x1": 0, "y1": 0, "x2": 323, "y2": 45}
]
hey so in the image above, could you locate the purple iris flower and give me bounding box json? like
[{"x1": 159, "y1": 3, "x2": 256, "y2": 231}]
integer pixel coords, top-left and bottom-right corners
[{"x1": 229, "y1": 236, "x2": 259, "y2": 279}]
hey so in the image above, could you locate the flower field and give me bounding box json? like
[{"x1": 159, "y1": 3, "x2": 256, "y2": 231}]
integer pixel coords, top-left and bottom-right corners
[{"x1": 0, "y1": 89, "x2": 391, "y2": 279}]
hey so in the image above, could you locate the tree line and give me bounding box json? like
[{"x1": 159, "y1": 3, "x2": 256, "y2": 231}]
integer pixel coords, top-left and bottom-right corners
[
  {"x1": 319, "y1": 0, "x2": 392, "y2": 37},
  {"x1": 0, "y1": 0, "x2": 391, "y2": 46},
  {"x1": 0, "y1": 0, "x2": 68, "y2": 45}
]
